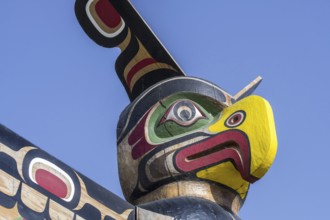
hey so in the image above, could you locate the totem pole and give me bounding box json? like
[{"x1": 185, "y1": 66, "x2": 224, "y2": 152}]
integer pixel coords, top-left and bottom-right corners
[{"x1": 0, "y1": 0, "x2": 277, "y2": 219}]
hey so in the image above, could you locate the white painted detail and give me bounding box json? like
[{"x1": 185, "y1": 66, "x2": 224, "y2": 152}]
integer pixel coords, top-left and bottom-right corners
[{"x1": 28, "y1": 157, "x2": 75, "y2": 202}]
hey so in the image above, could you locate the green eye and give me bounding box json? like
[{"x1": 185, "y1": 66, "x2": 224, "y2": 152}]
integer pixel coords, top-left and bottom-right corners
[
  {"x1": 147, "y1": 93, "x2": 222, "y2": 142},
  {"x1": 159, "y1": 100, "x2": 207, "y2": 127}
]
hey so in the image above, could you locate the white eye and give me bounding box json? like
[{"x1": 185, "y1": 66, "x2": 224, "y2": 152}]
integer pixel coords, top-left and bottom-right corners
[
  {"x1": 225, "y1": 111, "x2": 246, "y2": 128},
  {"x1": 160, "y1": 100, "x2": 206, "y2": 126}
]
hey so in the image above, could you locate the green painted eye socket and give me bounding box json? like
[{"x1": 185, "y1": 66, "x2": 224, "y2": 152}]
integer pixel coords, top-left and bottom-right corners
[{"x1": 147, "y1": 93, "x2": 223, "y2": 142}]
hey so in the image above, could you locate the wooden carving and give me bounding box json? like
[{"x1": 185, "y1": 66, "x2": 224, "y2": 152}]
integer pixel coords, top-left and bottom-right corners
[{"x1": 0, "y1": 0, "x2": 277, "y2": 219}]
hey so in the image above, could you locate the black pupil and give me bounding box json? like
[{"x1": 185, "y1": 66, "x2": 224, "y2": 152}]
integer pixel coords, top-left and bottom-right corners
[
  {"x1": 180, "y1": 110, "x2": 191, "y2": 121},
  {"x1": 174, "y1": 101, "x2": 196, "y2": 122},
  {"x1": 232, "y1": 115, "x2": 240, "y2": 123}
]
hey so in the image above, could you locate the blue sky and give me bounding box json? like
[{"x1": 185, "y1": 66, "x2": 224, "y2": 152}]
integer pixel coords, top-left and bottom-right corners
[{"x1": 1, "y1": 1, "x2": 330, "y2": 219}]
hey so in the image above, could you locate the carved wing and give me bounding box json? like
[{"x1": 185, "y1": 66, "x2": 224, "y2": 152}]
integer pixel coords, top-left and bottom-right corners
[
  {"x1": 75, "y1": 0, "x2": 185, "y2": 101},
  {"x1": 0, "y1": 124, "x2": 135, "y2": 219}
]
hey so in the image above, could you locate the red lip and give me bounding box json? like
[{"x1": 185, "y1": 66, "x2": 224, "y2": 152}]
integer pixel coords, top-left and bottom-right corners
[{"x1": 175, "y1": 130, "x2": 257, "y2": 183}]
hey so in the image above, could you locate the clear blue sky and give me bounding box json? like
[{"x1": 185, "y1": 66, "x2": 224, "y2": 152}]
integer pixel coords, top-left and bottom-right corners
[{"x1": 1, "y1": 1, "x2": 330, "y2": 219}]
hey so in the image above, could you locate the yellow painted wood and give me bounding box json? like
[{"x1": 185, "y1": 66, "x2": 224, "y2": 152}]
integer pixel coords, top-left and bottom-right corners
[{"x1": 199, "y1": 95, "x2": 277, "y2": 198}]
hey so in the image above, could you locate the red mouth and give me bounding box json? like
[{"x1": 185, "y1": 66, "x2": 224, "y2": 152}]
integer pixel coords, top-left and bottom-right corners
[{"x1": 175, "y1": 130, "x2": 257, "y2": 183}]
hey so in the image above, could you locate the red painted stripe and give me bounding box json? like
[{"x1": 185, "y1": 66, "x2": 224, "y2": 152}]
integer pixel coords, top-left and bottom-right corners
[
  {"x1": 126, "y1": 58, "x2": 156, "y2": 89},
  {"x1": 128, "y1": 110, "x2": 157, "y2": 159},
  {"x1": 95, "y1": 0, "x2": 121, "y2": 28},
  {"x1": 35, "y1": 169, "x2": 68, "y2": 199}
]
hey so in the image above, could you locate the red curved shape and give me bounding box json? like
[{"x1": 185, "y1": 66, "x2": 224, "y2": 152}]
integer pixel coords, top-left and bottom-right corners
[
  {"x1": 35, "y1": 169, "x2": 68, "y2": 199},
  {"x1": 128, "y1": 109, "x2": 157, "y2": 160},
  {"x1": 126, "y1": 58, "x2": 156, "y2": 89},
  {"x1": 175, "y1": 130, "x2": 257, "y2": 183},
  {"x1": 95, "y1": 0, "x2": 121, "y2": 28}
]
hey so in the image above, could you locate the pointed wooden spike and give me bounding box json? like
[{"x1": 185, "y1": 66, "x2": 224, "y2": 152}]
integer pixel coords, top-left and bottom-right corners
[{"x1": 233, "y1": 76, "x2": 262, "y2": 101}]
